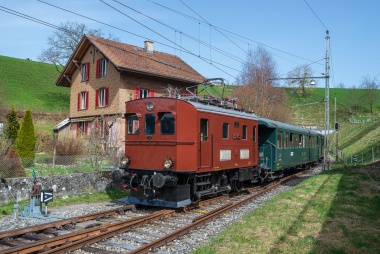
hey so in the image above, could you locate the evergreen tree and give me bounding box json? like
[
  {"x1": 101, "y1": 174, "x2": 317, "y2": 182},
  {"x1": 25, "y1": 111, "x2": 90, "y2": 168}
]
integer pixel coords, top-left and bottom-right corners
[
  {"x1": 4, "y1": 108, "x2": 20, "y2": 144},
  {"x1": 15, "y1": 110, "x2": 36, "y2": 167}
]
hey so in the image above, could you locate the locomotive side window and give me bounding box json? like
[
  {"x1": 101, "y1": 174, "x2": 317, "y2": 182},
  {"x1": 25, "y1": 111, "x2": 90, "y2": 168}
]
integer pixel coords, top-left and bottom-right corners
[
  {"x1": 253, "y1": 126, "x2": 257, "y2": 142},
  {"x1": 127, "y1": 114, "x2": 140, "y2": 135},
  {"x1": 145, "y1": 114, "x2": 155, "y2": 135},
  {"x1": 284, "y1": 132, "x2": 289, "y2": 148},
  {"x1": 200, "y1": 119, "x2": 208, "y2": 141},
  {"x1": 277, "y1": 131, "x2": 283, "y2": 148},
  {"x1": 242, "y1": 125, "x2": 247, "y2": 140},
  {"x1": 222, "y1": 123, "x2": 229, "y2": 139},
  {"x1": 160, "y1": 112, "x2": 175, "y2": 135}
]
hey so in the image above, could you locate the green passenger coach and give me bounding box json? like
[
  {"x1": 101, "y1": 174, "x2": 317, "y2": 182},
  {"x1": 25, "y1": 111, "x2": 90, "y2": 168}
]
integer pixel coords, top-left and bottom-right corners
[{"x1": 258, "y1": 118, "x2": 323, "y2": 177}]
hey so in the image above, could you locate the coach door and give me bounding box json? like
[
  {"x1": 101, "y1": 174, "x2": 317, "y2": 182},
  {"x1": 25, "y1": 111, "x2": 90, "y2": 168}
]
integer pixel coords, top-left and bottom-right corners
[{"x1": 200, "y1": 118, "x2": 212, "y2": 169}]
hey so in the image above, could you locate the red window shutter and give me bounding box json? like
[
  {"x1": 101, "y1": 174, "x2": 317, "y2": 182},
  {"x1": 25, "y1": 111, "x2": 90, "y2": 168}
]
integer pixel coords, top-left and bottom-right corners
[
  {"x1": 86, "y1": 62, "x2": 90, "y2": 81},
  {"x1": 85, "y1": 122, "x2": 88, "y2": 135},
  {"x1": 96, "y1": 59, "x2": 100, "y2": 78},
  {"x1": 86, "y1": 91, "x2": 89, "y2": 109},
  {"x1": 95, "y1": 89, "x2": 99, "y2": 108},
  {"x1": 133, "y1": 88, "x2": 140, "y2": 100},
  {"x1": 149, "y1": 90, "x2": 155, "y2": 97},
  {"x1": 105, "y1": 87, "x2": 109, "y2": 107},
  {"x1": 77, "y1": 93, "x2": 81, "y2": 110}
]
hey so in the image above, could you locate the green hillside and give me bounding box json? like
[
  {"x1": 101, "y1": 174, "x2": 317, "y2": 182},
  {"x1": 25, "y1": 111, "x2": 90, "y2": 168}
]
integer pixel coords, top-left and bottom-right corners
[{"x1": 0, "y1": 55, "x2": 69, "y2": 113}]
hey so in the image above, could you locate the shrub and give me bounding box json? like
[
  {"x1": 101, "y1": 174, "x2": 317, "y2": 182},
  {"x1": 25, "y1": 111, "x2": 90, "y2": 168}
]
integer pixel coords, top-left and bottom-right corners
[
  {"x1": 15, "y1": 110, "x2": 36, "y2": 167},
  {"x1": 0, "y1": 146, "x2": 26, "y2": 178},
  {"x1": 55, "y1": 135, "x2": 84, "y2": 165},
  {"x1": 4, "y1": 108, "x2": 20, "y2": 145},
  {"x1": 35, "y1": 130, "x2": 53, "y2": 153}
]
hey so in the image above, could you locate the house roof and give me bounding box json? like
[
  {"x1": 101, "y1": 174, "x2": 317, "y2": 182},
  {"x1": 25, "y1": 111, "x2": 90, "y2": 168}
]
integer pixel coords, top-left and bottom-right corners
[{"x1": 56, "y1": 35, "x2": 205, "y2": 87}]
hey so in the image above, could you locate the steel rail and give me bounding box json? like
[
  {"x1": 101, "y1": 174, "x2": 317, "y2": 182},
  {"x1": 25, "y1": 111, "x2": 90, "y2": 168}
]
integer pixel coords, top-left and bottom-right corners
[
  {"x1": 2, "y1": 209, "x2": 175, "y2": 254},
  {"x1": 128, "y1": 171, "x2": 304, "y2": 254},
  {"x1": 0, "y1": 205, "x2": 135, "y2": 239}
]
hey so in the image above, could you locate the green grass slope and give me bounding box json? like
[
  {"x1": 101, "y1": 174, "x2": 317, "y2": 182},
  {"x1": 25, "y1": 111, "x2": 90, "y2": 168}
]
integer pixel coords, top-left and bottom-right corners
[{"x1": 0, "y1": 55, "x2": 69, "y2": 113}]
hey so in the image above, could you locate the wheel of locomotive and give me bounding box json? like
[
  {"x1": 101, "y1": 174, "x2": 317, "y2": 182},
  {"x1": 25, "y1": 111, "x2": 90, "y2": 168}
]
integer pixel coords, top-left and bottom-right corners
[
  {"x1": 219, "y1": 175, "x2": 231, "y2": 195},
  {"x1": 189, "y1": 177, "x2": 200, "y2": 204},
  {"x1": 231, "y1": 180, "x2": 242, "y2": 192}
]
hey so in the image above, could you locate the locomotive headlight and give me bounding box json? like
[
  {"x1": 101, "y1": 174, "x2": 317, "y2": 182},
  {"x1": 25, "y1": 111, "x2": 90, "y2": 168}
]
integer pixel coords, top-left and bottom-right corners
[
  {"x1": 163, "y1": 158, "x2": 174, "y2": 169},
  {"x1": 147, "y1": 102, "x2": 154, "y2": 111},
  {"x1": 121, "y1": 156, "x2": 131, "y2": 167}
]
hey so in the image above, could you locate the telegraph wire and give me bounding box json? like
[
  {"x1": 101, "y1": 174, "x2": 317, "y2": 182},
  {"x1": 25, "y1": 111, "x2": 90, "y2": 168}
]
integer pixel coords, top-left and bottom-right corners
[
  {"x1": 38, "y1": 0, "x2": 242, "y2": 77},
  {"x1": 303, "y1": 0, "x2": 328, "y2": 31},
  {"x1": 109, "y1": 0, "x2": 245, "y2": 63},
  {"x1": 100, "y1": 0, "x2": 237, "y2": 79},
  {"x1": 178, "y1": 0, "x2": 248, "y2": 55},
  {"x1": 148, "y1": 0, "x2": 323, "y2": 66}
]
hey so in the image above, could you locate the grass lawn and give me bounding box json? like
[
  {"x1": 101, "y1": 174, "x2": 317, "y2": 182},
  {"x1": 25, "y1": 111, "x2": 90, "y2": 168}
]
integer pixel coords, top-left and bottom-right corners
[{"x1": 194, "y1": 163, "x2": 380, "y2": 254}]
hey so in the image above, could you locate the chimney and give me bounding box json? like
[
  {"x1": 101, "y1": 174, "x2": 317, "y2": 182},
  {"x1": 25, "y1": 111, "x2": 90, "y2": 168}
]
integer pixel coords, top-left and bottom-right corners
[{"x1": 144, "y1": 40, "x2": 154, "y2": 54}]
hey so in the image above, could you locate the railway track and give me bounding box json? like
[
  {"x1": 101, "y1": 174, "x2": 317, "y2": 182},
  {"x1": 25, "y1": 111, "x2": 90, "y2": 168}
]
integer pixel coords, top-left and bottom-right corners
[{"x1": 0, "y1": 169, "x2": 309, "y2": 253}]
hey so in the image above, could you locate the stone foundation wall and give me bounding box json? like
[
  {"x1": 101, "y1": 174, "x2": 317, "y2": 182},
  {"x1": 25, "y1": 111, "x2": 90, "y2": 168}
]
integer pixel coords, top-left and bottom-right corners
[{"x1": 0, "y1": 171, "x2": 118, "y2": 205}]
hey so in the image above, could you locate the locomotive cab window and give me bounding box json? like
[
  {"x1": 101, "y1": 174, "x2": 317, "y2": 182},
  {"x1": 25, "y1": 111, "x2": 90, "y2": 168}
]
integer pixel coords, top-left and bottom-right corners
[
  {"x1": 127, "y1": 114, "x2": 140, "y2": 135},
  {"x1": 200, "y1": 119, "x2": 209, "y2": 141},
  {"x1": 242, "y1": 125, "x2": 247, "y2": 140},
  {"x1": 222, "y1": 122, "x2": 229, "y2": 139},
  {"x1": 145, "y1": 114, "x2": 155, "y2": 135},
  {"x1": 253, "y1": 126, "x2": 257, "y2": 142},
  {"x1": 160, "y1": 112, "x2": 175, "y2": 135}
]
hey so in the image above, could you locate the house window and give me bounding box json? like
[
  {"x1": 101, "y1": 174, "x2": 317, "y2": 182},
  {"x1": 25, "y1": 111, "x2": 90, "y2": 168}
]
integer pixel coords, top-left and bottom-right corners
[
  {"x1": 96, "y1": 58, "x2": 107, "y2": 78},
  {"x1": 242, "y1": 125, "x2": 247, "y2": 140},
  {"x1": 96, "y1": 87, "x2": 109, "y2": 108},
  {"x1": 77, "y1": 91, "x2": 89, "y2": 110},
  {"x1": 81, "y1": 62, "x2": 90, "y2": 81},
  {"x1": 133, "y1": 88, "x2": 156, "y2": 99},
  {"x1": 222, "y1": 123, "x2": 229, "y2": 139},
  {"x1": 77, "y1": 122, "x2": 88, "y2": 137}
]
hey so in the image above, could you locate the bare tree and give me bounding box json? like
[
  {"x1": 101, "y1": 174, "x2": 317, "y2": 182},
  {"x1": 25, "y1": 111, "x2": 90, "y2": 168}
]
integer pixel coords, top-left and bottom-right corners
[
  {"x1": 336, "y1": 82, "x2": 345, "y2": 88},
  {"x1": 235, "y1": 46, "x2": 287, "y2": 121},
  {"x1": 344, "y1": 86, "x2": 363, "y2": 115},
  {"x1": 39, "y1": 21, "x2": 119, "y2": 71},
  {"x1": 360, "y1": 75, "x2": 379, "y2": 114},
  {"x1": 286, "y1": 64, "x2": 313, "y2": 94}
]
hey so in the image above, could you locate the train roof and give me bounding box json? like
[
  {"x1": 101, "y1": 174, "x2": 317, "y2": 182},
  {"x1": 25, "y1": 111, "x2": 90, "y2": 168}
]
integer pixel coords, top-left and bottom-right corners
[
  {"x1": 258, "y1": 117, "x2": 320, "y2": 135},
  {"x1": 183, "y1": 99, "x2": 258, "y2": 121}
]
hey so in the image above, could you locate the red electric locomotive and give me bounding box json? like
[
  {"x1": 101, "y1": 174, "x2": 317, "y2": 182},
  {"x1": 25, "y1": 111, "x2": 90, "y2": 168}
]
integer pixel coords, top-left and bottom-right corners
[{"x1": 115, "y1": 96, "x2": 260, "y2": 207}]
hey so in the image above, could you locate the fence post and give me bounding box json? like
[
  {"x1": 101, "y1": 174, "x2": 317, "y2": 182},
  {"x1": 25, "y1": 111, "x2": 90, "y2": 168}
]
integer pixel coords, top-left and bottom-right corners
[{"x1": 53, "y1": 147, "x2": 56, "y2": 169}]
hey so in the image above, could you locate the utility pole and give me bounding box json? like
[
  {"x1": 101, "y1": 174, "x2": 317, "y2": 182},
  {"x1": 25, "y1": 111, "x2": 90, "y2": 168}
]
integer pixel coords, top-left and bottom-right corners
[{"x1": 324, "y1": 30, "x2": 330, "y2": 169}]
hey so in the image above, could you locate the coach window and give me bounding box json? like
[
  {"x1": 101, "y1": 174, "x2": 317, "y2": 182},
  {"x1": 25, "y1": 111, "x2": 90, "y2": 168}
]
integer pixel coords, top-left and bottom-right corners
[
  {"x1": 200, "y1": 119, "x2": 208, "y2": 141},
  {"x1": 145, "y1": 114, "x2": 155, "y2": 135},
  {"x1": 127, "y1": 114, "x2": 140, "y2": 135},
  {"x1": 284, "y1": 132, "x2": 289, "y2": 148},
  {"x1": 253, "y1": 126, "x2": 257, "y2": 142},
  {"x1": 290, "y1": 133, "x2": 294, "y2": 148},
  {"x1": 160, "y1": 112, "x2": 175, "y2": 135},
  {"x1": 277, "y1": 131, "x2": 283, "y2": 148},
  {"x1": 299, "y1": 134, "x2": 303, "y2": 148},
  {"x1": 222, "y1": 122, "x2": 229, "y2": 139},
  {"x1": 242, "y1": 125, "x2": 247, "y2": 140}
]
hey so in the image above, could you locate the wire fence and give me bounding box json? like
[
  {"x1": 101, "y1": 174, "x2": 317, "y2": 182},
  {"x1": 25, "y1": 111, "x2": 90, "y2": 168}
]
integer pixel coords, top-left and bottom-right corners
[
  {"x1": 0, "y1": 154, "x2": 121, "y2": 179},
  {"x1": 336, "y1": 146, "x2": 380, "y2": 167}
]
